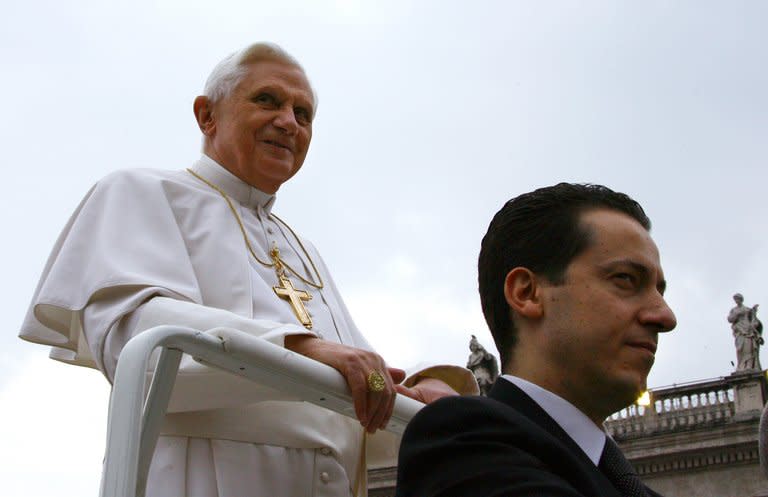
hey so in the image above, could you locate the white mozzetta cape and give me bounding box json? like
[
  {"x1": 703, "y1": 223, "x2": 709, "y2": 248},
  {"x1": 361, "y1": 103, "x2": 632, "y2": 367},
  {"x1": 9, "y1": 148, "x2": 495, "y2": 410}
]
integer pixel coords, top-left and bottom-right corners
[{"x1": 20, "y1": 156, "x2": 477, "y2": 496}]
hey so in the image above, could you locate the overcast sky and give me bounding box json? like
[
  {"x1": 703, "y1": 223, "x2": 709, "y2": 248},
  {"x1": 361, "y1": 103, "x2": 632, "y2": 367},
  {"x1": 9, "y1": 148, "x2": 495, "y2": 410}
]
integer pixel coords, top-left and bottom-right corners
[{"x1": 3, "y1": 1, "x2": 767, "y2": 495}]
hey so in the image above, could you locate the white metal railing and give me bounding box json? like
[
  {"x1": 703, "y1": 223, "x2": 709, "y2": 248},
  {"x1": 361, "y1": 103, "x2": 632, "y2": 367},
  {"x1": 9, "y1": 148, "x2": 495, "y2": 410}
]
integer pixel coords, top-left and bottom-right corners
[{"x1": 99, "y1": 325, "x2": 424, "y2": 497}]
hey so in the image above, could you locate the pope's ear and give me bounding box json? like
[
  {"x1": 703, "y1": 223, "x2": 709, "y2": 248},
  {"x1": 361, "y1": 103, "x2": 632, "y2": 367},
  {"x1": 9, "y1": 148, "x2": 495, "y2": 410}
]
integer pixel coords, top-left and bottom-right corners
[
  {"x1": 193, "y1": 96, "x2": 215, "y2": 136},
  {"x1": 503, "y1": 267, "x2": 544, "y2": 320}
]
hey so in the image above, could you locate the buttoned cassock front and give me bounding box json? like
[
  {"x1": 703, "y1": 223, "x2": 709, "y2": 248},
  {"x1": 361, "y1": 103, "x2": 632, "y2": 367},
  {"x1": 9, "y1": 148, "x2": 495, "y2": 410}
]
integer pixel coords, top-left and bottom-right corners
[{"x1": 20, "y1": 155, "x2": 477, "y2": 497}]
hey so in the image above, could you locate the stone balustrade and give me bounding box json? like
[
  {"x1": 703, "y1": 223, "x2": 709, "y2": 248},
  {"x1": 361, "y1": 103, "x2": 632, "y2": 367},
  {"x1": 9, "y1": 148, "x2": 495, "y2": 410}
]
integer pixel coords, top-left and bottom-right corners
[{"x1": 606, "y1": 375, "x2": 752, "y2": 440}]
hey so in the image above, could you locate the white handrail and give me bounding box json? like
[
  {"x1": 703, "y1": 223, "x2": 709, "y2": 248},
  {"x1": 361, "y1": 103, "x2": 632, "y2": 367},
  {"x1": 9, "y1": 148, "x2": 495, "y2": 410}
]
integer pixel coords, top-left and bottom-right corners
[{"x1": 99, "y1": 325, "x2": 424, "y2": 497}]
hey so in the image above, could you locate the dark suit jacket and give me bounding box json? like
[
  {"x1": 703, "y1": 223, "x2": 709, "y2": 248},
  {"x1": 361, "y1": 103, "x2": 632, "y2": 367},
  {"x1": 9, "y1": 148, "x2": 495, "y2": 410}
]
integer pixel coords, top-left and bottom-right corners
[{"x1": 395, "y1": 379, "x2": 661, "y2": 497}]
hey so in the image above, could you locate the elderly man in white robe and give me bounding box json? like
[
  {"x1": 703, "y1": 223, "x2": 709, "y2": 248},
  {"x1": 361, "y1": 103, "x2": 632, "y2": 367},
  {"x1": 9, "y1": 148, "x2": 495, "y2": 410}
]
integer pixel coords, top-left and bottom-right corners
[{"x1": 20, "y1": 42, "x2": 477, "y2": 497}]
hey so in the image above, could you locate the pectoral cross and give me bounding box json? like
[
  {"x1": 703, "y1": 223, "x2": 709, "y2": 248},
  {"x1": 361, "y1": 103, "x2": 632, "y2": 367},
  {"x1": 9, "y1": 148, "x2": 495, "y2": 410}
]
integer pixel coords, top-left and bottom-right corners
[{"x1": 270, "y1": 245, "x2": 313, "y2": 329}]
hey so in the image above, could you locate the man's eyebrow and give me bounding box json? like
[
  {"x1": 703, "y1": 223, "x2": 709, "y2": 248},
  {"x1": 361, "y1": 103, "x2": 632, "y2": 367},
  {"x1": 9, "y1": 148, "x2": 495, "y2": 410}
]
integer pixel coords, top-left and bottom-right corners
[{"x1": 599, "y1": 259, "x2": 667, "y2": 294}]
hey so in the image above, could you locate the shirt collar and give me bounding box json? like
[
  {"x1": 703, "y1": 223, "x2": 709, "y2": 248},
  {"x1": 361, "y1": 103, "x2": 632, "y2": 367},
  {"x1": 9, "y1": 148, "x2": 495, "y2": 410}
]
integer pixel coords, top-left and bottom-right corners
[
  {"x1": 501, "y1": 375, "x2": 606, "y2": 465},
  {"x1": 190, "y1": 154, "x2": 276, "y2": 213}
]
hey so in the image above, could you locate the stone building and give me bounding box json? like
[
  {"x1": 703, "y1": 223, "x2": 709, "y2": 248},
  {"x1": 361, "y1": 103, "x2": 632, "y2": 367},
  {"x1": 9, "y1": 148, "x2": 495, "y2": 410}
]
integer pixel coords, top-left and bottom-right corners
[{"x1": 368, "y1": 369, "x2": 768, "y2": 497}]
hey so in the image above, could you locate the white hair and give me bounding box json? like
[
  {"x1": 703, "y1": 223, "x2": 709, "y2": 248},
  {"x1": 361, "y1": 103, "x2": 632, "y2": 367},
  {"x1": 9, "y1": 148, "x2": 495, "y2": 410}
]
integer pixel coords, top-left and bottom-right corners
[{"x1": 203, "y1": 42, "x2": 316, "y2": 106}]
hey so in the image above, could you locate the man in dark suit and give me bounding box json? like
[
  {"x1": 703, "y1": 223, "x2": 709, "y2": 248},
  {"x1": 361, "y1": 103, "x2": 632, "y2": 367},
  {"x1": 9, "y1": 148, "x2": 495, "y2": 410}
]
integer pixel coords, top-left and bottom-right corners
[{"x1": 395, "y1": 183, "x2": 677, "y2": 497}]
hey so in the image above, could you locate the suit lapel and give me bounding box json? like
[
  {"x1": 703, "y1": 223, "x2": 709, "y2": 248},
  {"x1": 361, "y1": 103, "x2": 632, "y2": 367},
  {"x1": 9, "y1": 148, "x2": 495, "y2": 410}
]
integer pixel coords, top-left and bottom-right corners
[
  {"x1": 488, "y1": 379, "x2": 593, "y2": 462},
  {"x1": 488, "y1": 379, "x2": 626, "y2": 497}
]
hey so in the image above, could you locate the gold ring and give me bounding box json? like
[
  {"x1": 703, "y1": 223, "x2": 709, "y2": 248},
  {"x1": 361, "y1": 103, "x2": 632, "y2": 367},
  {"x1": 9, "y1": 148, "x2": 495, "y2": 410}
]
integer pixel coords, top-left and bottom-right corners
[{"x1": 367, "y1": 370, "x2": 386, "y2": 393}]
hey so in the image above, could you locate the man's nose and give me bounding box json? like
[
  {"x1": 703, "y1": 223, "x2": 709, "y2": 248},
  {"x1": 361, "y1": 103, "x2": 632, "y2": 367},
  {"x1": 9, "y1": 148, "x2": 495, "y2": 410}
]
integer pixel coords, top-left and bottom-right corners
[
  {"x1": 273, "y1": 105, "x2": 298, "y2": 135},
  {"x1": 639, "y1": 295, "x2": 677, "y2": 333}
]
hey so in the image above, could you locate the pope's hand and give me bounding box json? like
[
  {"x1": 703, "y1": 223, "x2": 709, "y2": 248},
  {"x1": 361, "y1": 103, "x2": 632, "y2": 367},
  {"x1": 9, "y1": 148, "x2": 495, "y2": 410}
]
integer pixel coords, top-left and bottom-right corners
[
  {"x1": 284, "y1": 335, "x2": 403, "y2": 433},
  {"x1": 396, "y1": 376, "x2": 459, "y2": 404}
]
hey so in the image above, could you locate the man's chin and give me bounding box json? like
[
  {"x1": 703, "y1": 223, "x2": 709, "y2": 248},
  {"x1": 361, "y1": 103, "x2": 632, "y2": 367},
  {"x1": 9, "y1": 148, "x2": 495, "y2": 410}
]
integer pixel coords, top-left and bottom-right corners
[{"x1": 609, "y1": 374, "x2": 649, "y2": 411}]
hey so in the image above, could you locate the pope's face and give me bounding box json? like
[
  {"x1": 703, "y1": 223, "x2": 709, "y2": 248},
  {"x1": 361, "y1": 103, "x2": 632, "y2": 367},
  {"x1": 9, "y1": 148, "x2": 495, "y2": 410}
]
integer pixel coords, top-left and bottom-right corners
[
  {"x1": 201, "y1": 60, "x2": 314, "y2": 193},
  {"x1": 535, "y1": 209, "x2": 677, "y2": 419}
]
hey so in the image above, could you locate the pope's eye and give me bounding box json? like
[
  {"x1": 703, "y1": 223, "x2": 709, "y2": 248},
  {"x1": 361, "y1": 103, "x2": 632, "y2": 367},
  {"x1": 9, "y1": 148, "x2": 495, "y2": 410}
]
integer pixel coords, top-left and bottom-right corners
[
  {"x1": 295, "y1": 108, "x2": 312, "y2": 125},
  {"x1": 254, "y1": 93, "x2": 276, "y2": 105}
]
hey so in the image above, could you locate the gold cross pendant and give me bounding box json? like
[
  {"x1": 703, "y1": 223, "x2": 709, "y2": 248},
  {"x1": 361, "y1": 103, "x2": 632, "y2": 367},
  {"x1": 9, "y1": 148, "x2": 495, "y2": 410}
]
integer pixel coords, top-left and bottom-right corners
[
  {"x1": 273, "y1": 272, "x2": 313, "y2": 329},
  {"x1": 270, "y1": 245, "x2": 313, "y2": 329}
]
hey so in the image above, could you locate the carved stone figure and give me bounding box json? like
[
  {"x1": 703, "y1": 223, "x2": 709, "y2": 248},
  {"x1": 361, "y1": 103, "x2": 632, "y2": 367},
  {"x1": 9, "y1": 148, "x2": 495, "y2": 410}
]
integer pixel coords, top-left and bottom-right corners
[
  {"x1": 467, "y1": 335, "x2": 499, "y2": 395},
  {"x1": 728, "y1": 293, "x2": 764, "y2": 371}
]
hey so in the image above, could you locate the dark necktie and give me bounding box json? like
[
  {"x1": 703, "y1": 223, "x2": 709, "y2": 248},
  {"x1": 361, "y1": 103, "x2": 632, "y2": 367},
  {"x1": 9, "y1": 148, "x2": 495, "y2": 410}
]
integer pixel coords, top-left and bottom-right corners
[{"x1": 598, "y1": 437, "x2": 649, "y2": 497}]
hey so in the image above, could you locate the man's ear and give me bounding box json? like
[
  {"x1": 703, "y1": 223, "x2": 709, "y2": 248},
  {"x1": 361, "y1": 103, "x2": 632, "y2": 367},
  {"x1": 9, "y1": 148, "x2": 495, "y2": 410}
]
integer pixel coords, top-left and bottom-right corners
[
  {"x1": 503, "y1": 267, "x2": 544, "y2": 320},
  {"x1": 193, "y1": 96, "x2": 216, "y2": 136}
]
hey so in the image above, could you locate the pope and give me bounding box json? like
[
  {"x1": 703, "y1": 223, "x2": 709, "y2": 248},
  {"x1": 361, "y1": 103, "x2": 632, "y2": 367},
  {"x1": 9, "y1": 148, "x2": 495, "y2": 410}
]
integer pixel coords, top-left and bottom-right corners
[{"x1": 20, "y1": 42, "x2": 477, "y2": 497}]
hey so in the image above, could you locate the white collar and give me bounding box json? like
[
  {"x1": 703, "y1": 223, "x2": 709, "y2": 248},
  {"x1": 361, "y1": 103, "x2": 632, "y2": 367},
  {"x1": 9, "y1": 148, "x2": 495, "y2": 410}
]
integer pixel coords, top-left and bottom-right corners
[
  {"x1": 190, "y1": 154, "x2": 276, "y2": 213},
  {"x1": 501, "y1": 375, "x2": 606, "y2": 465}
]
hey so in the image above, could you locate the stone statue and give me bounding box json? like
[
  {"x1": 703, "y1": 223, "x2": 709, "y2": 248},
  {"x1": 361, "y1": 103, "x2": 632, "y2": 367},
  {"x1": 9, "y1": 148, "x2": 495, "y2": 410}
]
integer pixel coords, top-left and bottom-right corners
[
  {"x1": 728, "y1": 293, "x2": 764, "y2": 371},
  {"x1": 467, "y1": 335, "x2": 499, "y2": 396}
]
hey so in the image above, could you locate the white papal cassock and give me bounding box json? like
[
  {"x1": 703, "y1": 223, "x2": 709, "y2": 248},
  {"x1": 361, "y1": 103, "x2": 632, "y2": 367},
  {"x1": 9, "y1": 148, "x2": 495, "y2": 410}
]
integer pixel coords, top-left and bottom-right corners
[{"x1": 20, "y1": 155, "x2": 478, "y2": 497}]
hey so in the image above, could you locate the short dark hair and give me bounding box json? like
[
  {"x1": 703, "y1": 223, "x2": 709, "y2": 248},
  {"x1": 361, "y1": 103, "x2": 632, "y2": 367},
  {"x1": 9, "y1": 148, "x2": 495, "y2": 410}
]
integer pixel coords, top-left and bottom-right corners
[{"x1": 478, "y1": 183, "x2": 651, "y2": 370}]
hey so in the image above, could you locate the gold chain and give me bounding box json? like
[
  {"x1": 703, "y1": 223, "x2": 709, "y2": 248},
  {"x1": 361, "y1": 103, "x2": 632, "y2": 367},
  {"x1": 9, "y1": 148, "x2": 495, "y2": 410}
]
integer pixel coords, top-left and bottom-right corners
[{"x1": 186, "y1": 168, "x2": 324, "y2": 289}]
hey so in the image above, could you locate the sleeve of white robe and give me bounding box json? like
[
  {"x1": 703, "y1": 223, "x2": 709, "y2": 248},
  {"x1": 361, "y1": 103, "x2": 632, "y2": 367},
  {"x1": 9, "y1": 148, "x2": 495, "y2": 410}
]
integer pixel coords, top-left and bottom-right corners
[
  {"x1": 19, "y1": 170, "x2": 204, "y2": 370},
  {"x1": 86, "y1": 292, "x2": 316, "y2": 411}
]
